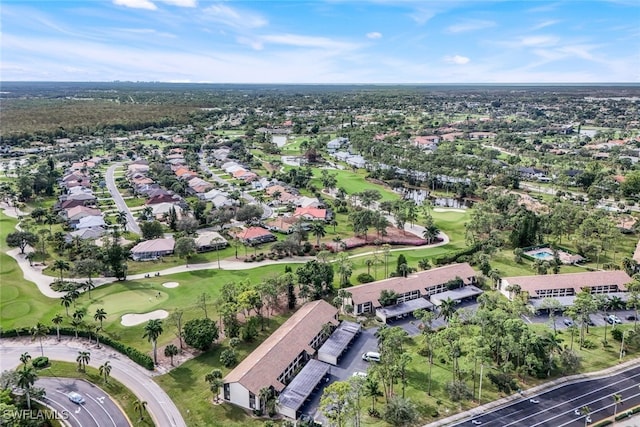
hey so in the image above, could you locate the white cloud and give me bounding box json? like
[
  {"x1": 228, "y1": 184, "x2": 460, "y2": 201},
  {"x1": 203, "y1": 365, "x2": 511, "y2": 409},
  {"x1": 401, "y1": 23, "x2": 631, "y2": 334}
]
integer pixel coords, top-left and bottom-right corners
[
  {"x1": 444, "y1": 55, "x2": 470, "y2": 65},
  {"x1": 446, "y1": 19, "x2": 495, "y2": 34},
  {"x1": 157, "y1": 0, "x2": 197, "y2": 6},
  {"x1": 531, "y1": 20, "x2": 560, "y2": 30},
  {"x1": 260, "y1": 34, "x2": 359, "y2": 51},
  {"x1": 113, "y1": 0, "x2": 157, "y2": 10},
  {"x1": 366, "y1": 32, "x2": 382, "y2": 39},
  {"x1": 519, "y1": 35, "x2": 559, "y2": 47},
  {"x1": 202, "y1": 3, "x2": 267, "y2": 29},
  {"x1": 409, "y1": 7, "x2": 436, "y2": 25}
]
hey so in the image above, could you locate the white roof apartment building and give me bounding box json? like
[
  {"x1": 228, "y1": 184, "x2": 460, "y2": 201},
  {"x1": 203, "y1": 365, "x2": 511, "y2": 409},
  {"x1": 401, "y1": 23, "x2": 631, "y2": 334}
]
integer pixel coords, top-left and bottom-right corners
[
  {"x1": 500, "y1": 270, "x2": 632, "y2": 309},
  {"x1": 344, "y1": 263, "x2": 478, "y2": 321}
]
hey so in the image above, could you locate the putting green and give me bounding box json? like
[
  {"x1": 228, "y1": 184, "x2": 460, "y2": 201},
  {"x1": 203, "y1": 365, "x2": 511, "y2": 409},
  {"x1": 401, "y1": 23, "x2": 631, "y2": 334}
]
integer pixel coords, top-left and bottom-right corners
[
  {"x1": 1, "y1": 301, "x2": 30, "y2": 319},
  {"x1": 1, "y1": 285, "x2": 19, "y2": 301},
  {"x1": 87, "y1": 289, "x2": 169, "y2": 316}
]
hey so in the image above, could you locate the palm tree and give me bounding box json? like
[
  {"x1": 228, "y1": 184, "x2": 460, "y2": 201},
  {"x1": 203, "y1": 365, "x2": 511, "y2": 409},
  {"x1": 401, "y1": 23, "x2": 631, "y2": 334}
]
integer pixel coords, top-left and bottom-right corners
[
  {"x1": 20, "y1": 352, "x2": 31, "y2": 366},
  {"x1": 613, "y1": 393, "x2": 622, "y2": 421},
  {"x1": 99, "y1": 361, "x2": 112, "y2": 383},
  {"x1": 143, "y1": 319, "x2": 164, "y2": 365},
  {"x1": 422, "y1": 224, "x2": 440, "y2": 244},
  {"x1": 311, "y1": 222, "x2": 326, "y2": 246},
  {"x1": 205, "y1": 369, "x2": 224, "y2": 403},
  {"x1": 164, "y1": 344, "x2": 179, "y2": 366},
  {"x1": 76, "y1": 350, "x2": 90, "y2": 372},
  {"x1": 52, "y1": 314, "x2": 63, "y2": 341},
  {"x1": 70, "y1": 318, "x2": 82, "y2": 339},
  {"x1": 60, "y1": 294, "x2": 72, "y2": 316},
  {"x1": 52, "y1": 259, "x2": 70, "y2": 282},
  {"x1": 133, "y1": 399, "x2": 148, "y2": 421},
  {"x1": 363, "y1": 376, "x2": 383, "y2": 413},
  {"x1": 141, "y1": 206, "x2": 153, "y2": 222},
  {"x1": 73, "y1": 308, "x2": 86, "y2": 323},
  {"x1": 31, "y1": 322, "x2": 49, "y2": 357},
  {"x1": 116, "y1": 211, "x2": 128, "y2": 232},
  {"x1": 17, "y1": 366, "x2": 37, "y2": 410},
  {"x1": 68, "y1": 289, "x2": 80, "y2": 307},
  {"x1": 94, "y1": 308, "x2": 107, "y2": 329},
  {"x1": 258, "y1": 386, "x2": 272, "y2": 413},
  {"x1": 83, "y1": 280, "x2": 95, "y2": 300},
  {"x1": 439, "y1": 298, "x2": 458, "y2": 322}
]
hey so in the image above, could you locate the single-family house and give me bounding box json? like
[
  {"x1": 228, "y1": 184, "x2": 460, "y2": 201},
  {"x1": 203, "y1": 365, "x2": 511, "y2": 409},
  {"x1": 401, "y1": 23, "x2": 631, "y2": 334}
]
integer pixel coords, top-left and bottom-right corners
[
  {"x1": 195, "y1": 231, "x2": 228, "y2": 252},
  {"x1": 75, "y1": 215, "x2": 106, "y2": 230},
  {"x1": 292, "y1": 207, "x2": 328, "y2": 221},
  {"x1": 235, "y1": 227, "x2": 277, "y2": 245},
  {"x1": 130, "y1": 238, "x2": 175, "y2": 261}
]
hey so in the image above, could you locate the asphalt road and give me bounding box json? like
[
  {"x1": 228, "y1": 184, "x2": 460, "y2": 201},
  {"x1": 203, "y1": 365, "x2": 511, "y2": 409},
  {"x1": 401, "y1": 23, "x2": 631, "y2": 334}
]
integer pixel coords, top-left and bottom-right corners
[
  {"x1": 1, "y1": 340, "x2": 186, "y2": 427},
  {"x1": 450, "y1": 364, "x2": 640, "y2": 427},
  {"x1": 105, "y1": 163, "x2": 141, "y2": 235},
  {"x1": 37, "y1": 377, "x2": 130, "y2": 427}
]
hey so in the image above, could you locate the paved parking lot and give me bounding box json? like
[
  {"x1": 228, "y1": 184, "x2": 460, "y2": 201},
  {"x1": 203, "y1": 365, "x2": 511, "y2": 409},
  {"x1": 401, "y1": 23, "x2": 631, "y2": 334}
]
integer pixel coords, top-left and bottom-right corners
[{"x1": 524, "y1": 309, "x2": 638, "y2": 330}]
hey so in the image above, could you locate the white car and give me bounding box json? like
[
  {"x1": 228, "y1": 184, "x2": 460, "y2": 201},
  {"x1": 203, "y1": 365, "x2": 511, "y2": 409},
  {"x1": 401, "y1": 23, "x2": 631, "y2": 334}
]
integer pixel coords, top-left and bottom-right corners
[
  {"x1": 352, "y1": 371, "x2": 367, "y2": 378},
  {"x1": 471, "y1": 420, "x2": 482, "y2": 425},
  {"x1": 529, "y1": 399, "x2": 540, "y2": 404},
  {"x1": 68, "y1": 392, "x2": 85, "y2": 404}
]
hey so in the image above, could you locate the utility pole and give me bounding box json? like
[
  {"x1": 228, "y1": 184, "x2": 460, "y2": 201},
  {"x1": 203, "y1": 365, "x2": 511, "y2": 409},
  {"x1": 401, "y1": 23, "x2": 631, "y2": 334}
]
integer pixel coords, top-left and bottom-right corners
[{"x1": 478, "y1": 363, "x2": 484, "y2": 403}]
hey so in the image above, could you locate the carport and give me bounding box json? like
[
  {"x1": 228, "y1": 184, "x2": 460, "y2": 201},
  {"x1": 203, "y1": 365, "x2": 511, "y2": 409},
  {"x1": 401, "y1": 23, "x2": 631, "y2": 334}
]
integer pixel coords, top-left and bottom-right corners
[
  {"x1": 376, "y1": 298, "x2": 434, "y2": 323},
  {"x1": 317, "y1": 321, "x2": 361, "y2": 365},
  {"x1": 277, "y1": 359, "x2": 331, "y2": 420},
  {"x1": 430, "y1": 285, "x2": 483, "y2": 306}
]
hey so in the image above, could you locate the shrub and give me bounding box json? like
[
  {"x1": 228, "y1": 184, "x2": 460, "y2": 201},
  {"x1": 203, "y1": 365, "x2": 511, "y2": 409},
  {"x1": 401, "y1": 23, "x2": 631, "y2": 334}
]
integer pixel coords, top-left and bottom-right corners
[
  {"x1": 445, "y1": 380, "x2": 473, "y2": 402},
  {"x1": 611, "y1": 328, "x2": 623, "y2": 341},
  {"x1": 32, "y1": 356, "x2": 49, "y2": 369},
  {"x1": 356, "y1": 273, "x2": 375, "y2": 284},
  {"x1": 183, "y1": 318, "x2": 219, "y2": 351},
  {"x1": 220, "y1": 349, "x2": 237, "y2": 367}
]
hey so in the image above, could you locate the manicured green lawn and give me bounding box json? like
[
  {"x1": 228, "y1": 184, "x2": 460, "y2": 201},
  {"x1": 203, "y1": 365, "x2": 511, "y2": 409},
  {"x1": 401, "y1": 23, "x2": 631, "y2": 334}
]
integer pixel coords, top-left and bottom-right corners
[
  {"x1": 309, "y1": 168, "x2": 400, "y2": 201},
  {"x1": 124, "y1": 198, "x2": 146, "y2": 208},
  {"x1": 0, "y1": 213, "x2": 56, "y2": 330},
  {"x1": 40, "y1": 361, "x2": 153, "y2": 427}
]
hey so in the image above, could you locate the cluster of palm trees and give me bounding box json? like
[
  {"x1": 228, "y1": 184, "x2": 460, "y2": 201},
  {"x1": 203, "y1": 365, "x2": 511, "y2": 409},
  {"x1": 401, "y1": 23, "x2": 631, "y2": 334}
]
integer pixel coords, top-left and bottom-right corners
[{"x1": 54, "y1": 299, "x2": 108, "y2": 345}]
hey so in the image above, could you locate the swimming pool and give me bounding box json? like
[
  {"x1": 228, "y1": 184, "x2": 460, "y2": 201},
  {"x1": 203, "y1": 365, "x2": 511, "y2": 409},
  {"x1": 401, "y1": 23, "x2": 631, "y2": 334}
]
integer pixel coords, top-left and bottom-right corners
[{"x1": 530, "y1": 251, "x2": 554, "y2": 260}]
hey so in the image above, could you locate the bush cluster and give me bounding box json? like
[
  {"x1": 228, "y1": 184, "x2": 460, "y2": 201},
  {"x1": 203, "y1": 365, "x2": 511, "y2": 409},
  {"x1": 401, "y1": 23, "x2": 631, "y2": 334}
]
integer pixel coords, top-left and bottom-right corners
[
  {"x1": 31, "y1": 356, "x2": 49, "y2": 369},
  {"x1": 434, "y1": 244, "x2": 481, "y2": 266}
]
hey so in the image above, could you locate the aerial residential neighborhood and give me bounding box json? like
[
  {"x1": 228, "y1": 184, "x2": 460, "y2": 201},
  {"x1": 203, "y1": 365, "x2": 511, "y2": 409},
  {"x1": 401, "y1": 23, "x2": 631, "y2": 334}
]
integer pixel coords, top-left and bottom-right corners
[{"x1": 1, "y1": 1, "x2": 640, "y2": 427}]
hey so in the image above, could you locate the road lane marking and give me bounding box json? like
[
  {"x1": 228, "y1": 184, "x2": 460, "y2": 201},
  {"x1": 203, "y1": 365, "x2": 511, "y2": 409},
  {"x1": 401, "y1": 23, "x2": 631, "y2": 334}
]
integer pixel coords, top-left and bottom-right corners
[{"x1": 88, "y1": 393, "x2": 118, "y2": 427}]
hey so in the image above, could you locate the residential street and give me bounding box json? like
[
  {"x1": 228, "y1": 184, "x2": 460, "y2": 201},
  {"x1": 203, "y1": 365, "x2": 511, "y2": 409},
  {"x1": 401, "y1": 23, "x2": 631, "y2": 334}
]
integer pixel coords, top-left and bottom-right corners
[
  {"x1": 1, "y1": 337, "x2": 186, "y2": 427},
  {"x1": 105, "y1": 163, "x2": 141, "y2": 235}
]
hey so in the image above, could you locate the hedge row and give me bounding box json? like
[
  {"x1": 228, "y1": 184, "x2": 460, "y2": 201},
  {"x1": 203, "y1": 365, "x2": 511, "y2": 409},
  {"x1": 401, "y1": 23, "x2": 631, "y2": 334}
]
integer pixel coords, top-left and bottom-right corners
[
  {"x1": 433, "y1": 244, "x2": 481, "y2": 266},
  {"x1": 1, "y1": 327, "x2": 154, "y2": 370}
]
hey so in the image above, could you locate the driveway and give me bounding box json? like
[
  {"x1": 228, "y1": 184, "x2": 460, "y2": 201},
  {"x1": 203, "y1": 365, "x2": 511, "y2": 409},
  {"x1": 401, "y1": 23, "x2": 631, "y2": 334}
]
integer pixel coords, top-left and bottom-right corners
[
  {"x1": 37, "y1": 377, "x2": 130, "y2": 427},
  {"x1": 105, "y1": 163, "x2": 140, "y2": 235},
  {"x1": 1, "y1": 338, "x2": 186, "y2": 427}
]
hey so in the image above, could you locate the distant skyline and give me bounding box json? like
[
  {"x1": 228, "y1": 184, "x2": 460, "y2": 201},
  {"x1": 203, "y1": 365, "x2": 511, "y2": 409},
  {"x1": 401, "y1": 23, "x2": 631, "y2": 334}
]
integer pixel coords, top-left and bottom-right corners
[{"x1": 1, "y1": 1, "x2": 639, "y2": 84}]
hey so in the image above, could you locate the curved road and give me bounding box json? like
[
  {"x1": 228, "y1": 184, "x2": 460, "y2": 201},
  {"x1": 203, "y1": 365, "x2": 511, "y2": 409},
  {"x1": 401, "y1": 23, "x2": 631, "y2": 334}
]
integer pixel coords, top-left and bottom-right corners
[
  {"x1": 38, "y1": 377, "x2": 129, "y2": 427},
  {"x1": 445, "y1": 364, "x2": 640, "y2": 427},
  {"x1": 105, "y1": 163, "x2": 141, "y2": 235},
  {"x1": 1, "y1": 338, "x2": 186, "y2": 427}
]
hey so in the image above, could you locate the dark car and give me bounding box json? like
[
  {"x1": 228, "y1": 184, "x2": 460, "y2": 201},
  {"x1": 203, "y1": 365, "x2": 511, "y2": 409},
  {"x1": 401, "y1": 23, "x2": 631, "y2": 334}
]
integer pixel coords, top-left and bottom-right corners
[
  {"x1": 626, "y1": 315, "x2": 636, "y2": 321},
  {"x1": 563, "y1": 318, "x2": 574, "y2": 327}
]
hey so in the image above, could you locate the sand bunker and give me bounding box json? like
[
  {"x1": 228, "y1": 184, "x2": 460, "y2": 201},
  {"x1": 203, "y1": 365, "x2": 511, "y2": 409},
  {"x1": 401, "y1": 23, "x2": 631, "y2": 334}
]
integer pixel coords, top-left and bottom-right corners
[
  {"x1": 121, "y1": 310, "x2": 169, "y2": 326},
  {"x1": 433, "y1": 208, "x2": 466, "y2": 213},
  {"x1": 162, "y1": 282, "x2": 179, "y2": 288}
]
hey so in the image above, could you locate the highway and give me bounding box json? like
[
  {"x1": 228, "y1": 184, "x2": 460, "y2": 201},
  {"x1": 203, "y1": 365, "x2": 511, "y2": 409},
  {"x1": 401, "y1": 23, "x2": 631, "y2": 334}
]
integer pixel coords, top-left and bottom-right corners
[
  {"x1": 37, "y1": 377, "x2": 130, "y2": 427},
  {"x1": 105, "y1": 163, "x2": 141, "y2": 235},
  {"x1": 449, "y1": 365, "x2": 640, "y2": 427}
]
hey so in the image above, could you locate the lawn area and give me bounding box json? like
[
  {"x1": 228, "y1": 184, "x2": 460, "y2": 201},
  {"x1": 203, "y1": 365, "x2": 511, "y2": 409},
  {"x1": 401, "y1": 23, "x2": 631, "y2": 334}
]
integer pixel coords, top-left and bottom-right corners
[
  {"x1": 67, "y1": 264, "x2": 304, "y2": 352},
  {"x1": 0, "y1": 212, "x2": 56, "y2": 330},
  {"x1": 155, "y1": 316, "x2": 293, "y2": 427},
  {"x1": 40, "y1": 361, "x2": 153, "y2": 427},
  {"x1": 309, "y1": 168, "x2": 400, "y2": 201},
  {"x1": 124, "y1": 197, "x2": 146, "y2": 208}
]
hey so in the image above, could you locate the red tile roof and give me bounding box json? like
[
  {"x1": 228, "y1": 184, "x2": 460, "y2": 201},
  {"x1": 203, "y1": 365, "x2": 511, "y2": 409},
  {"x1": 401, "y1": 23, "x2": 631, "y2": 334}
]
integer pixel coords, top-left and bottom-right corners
[
  {"x1": 293, "y1": 207, "x2": 327, "y2": 220},
  {"x1": 236, "y1": 226, "x2": 273, "y2": 240},
  {"x1": 503, "y1": 270, "x2": 632, "y2": 297}
]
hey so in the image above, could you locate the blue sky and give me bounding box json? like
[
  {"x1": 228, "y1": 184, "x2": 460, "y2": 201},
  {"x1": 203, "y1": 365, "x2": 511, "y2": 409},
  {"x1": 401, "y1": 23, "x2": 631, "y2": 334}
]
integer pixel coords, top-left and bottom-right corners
[{"x1": 1, "y1": 1, "x2": 639, "y2": 83}]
